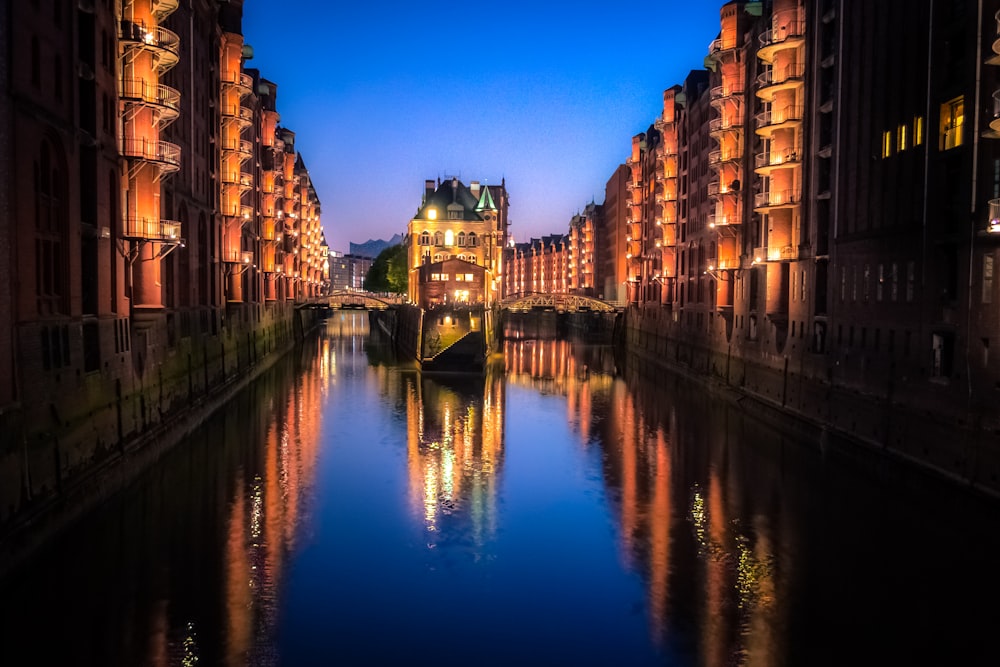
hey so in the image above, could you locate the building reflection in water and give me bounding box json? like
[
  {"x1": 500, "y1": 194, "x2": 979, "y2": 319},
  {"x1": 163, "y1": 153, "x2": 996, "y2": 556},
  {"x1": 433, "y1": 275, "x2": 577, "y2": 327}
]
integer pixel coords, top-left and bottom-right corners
[
  {"x1": 401, "y1": 366, "x2": 505, "y2": 550},
  {"x1": 503, "y1": 335, "x2": 782, "y2": 665}
]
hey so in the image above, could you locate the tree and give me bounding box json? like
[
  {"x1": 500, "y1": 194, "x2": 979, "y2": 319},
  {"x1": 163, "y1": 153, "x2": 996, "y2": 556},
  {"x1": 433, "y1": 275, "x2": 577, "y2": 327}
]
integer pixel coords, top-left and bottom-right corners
[{"x1": 363, "y1": 244, "x2": 408, "y2": 294}]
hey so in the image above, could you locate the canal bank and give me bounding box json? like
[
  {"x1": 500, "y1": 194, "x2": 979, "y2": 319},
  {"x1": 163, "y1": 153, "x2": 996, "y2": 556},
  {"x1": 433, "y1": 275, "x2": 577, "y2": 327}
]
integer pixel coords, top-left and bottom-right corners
[
  {"x1": 622, "y1": 305, "x2": 1000, "y2": 499},
  {"x1": 0, "y1": 305, "x2": 325, "y2": 578}
]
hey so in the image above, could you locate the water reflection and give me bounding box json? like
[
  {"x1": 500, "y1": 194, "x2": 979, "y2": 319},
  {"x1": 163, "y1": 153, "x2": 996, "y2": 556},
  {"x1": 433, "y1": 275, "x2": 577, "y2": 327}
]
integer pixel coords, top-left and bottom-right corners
[
  {"x1": 401, "y1": 371, "x2": 505, "y2": 549},
  {"x1": 4, "y1": 315, "x2": 1000, "y2": 666}
]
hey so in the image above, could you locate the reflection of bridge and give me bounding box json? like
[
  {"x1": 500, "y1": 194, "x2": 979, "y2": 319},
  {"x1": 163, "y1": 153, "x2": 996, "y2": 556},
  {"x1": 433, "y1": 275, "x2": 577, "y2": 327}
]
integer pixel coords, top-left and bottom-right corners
[
  {"x1": 500, "y1": 293, "x2": 621, "y2": 313},
  {"x1": 319, "y1": 290, "x2": 404, "y2": 310}
]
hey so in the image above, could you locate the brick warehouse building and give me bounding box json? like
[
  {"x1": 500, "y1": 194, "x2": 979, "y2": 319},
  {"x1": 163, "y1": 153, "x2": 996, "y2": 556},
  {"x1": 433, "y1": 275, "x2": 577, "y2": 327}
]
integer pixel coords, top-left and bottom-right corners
[
  {"x1": 619, "y1": 0, "x2": 1000, "y2": 486},
  {"x1": 0, "y1": 0, "x2": 330, "y2": 529}
]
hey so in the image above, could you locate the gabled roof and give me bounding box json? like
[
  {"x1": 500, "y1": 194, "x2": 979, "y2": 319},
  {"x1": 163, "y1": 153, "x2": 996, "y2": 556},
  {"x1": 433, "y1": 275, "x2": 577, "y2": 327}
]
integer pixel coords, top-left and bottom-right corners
[
  {"x1": 415, "y1": 178, "x2": 487, "y2": 222},
  {"x1": 475, "y1": 184, "x2": 497, "y2": 211}
]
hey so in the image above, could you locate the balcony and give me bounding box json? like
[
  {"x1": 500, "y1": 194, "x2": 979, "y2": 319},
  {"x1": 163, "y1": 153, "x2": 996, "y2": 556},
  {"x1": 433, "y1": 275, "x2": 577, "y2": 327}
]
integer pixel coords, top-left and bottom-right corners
[
  {"x1": 755, "y1": 63, "x2": 805, "y2": 100},
  {"x1": 758, "y1": 20, "x2": 805, "y2": 63},
  {"x1": 655, "y1": 117, "x2": 676, "y2": 133},
  {"x1": 754, "y1": 146, "x2": 800, "y2": 174},
  {"x1": 988, "y1": 198, "x2": 1000, "y2": 233},
  {"x1": 709, "y1": 116, "x2": 741, "y2": 137},
  {"x1": 755, "y1": 245, "x2": 801, "y2": 262},
  {"x1": 708, "y1": 35, "x2": 740, "y2": 60},
  {"x1": 710, "y1": 85, "x2": 744, "y2": 107},
  {"x1": 222, "y1": 71, "x2": 253, "y2": 96},
  {"x1": 708, "y1": 210, "x2": 741, "y2": 229},
  {"x1": 120, "y1": 79, "x2": 180, "y2": 126},
  {"x1": 119, "y1": 22, "x2": 180, "y2": 71},
  {"x1": 993, "y1": 10, "x2": 1000, "y2": 63},
  {"x1": 120, "y1": 137, "x2": 180, "y2": 173},
  {"x1": 754, "y1": 105, "x2": 804, "y2": 135},
  {"x1": 152, "y1": 0, "x2": 179, "y2": 20},
  {"x1": 122, "y1": 217, "x2": 182, "y2": 242},
  {"x1": 221, "y1": 104, "x2": 253, "y2": 126},
  {"x1": 709, "y1": 149, "x2": 740, "y2": 166},
  {"x1": 223, "y1": 249, "x2": 254, "y2": 265},
  {"x1": 754, "y1": 189, "x2": 801, "y2": 211}
]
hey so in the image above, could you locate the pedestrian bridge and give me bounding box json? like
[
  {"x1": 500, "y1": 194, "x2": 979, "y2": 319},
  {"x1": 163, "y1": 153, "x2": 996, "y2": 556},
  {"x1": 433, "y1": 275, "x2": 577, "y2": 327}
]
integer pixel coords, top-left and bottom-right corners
[
  {"x1": 317, "y1": 290, "x2": 403, "y2": 310},
  {"x1": 500, "y1": 293, "x2": 621, "y2": 313}
]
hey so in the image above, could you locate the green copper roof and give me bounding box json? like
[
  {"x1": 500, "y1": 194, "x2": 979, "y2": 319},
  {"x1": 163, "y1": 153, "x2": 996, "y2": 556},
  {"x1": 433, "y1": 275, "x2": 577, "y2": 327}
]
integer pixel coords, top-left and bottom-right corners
[{"x1": 475, "y1": 184, "x2": 497, "y2": 211}]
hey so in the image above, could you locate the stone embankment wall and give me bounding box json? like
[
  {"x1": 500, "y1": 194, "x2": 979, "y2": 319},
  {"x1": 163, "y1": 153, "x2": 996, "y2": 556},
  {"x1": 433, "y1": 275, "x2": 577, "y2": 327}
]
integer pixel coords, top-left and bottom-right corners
[
  {"x1": 623, "y1": 307, "x2": 1000, "y2": 499},
  {"x1": 0, "y1": 305, "x2": 323, "y2": 575}
]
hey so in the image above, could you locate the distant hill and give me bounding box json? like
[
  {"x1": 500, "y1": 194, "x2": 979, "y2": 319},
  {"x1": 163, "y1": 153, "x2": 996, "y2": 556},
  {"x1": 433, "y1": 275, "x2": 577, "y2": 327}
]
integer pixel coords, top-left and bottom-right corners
[{"x1": 350, "y1": 234, "x2": 403, "y2": 258}]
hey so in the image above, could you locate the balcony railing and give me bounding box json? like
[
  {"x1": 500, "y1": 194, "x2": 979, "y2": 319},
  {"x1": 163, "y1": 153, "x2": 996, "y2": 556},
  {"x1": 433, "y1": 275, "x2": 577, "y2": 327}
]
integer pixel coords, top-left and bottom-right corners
[
  {"x1": 757, "y1": 63, "x2": 806, "y2": 90},
  {"x1": 120, "y1": 137, "x2": 181, "y2": 171},
  {"x1": 755, "y1": 146, "x2": 800, "y2": 170},
  {"x1": 709, "y1": 35, "x2": 739, "y2": 56},
  {"x1": 221, "y1": 71, "x2": 253, "y2": 94},
  {"x1": 709, "y1": 149, "x2": 739, "y2": 166},
  {"x1": 755, "y1": 105, "x2": 804, "y2": 129},
  {"x1": 119, "y1": 22, "x2": 180, "y2": 68},
  {"x1": 754, "y1": 189, "x2": 801, "y2": 209},
  {"x1": 759, "y1": 21, "x2": 805, "y2": 49},
  {"x1": 122, "y1": 217, "x2": 182, "y2": 242},
  {"x1": 710, "y1": 85, "x2": 744, "y2": 101},
  {"x1": 223, "y1": 249, "x2": 254, "y2": 265},
  {"x1": 120, "y1": 78, "x2": 180, "y2": 118},
  {"x1": 708, "y1": 210, "x2": 741, "y2": 228},
  {"x1": 989, "y1": 198, "x2": 1000, "y2": 233}
]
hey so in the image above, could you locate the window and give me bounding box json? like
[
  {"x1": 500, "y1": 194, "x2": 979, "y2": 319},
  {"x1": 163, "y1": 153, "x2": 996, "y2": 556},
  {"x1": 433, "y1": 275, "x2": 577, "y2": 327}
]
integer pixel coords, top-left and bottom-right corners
[
  {"x1": 891, "y1": 262, "x2": 899, "y2": 301},
  {"x1": 840, "y1": 266, "x2": 846, "y2": 301},
  {"x1": 433, "y1": 253, "x2": 443, "y2": 262},
  {"x1": 897, "y1": 123, "x2": 908, "y2": 151},
  {"x1": 465, "y1": 273, "x2": 474, "y2": 281},
  {"x1": 444, "y1": 229, "x2": 454, "y2": 246},
  {"x1": 914, "y1": 116, "x2": 925, "y2": 146},
  {"x1": 863, "y1": 264, "x2": 870, "y2": 302},
  {"x1": 877, "y1": 264, "x2": 884, "y2": 301},
  {"x1": 35, "y1": 140, "x2": 67, "y2": 315},
  {"x1": 449, "y1": 210, "x2": 462, "y2": 220},
  {"x1": 906, "y1": 260, "x2": 915, "y2": 301},
  {"x1": 882, "y1": 130, "x2": 893, "y2": 158},
  {"x1": 468, "y1": 233, "x2": 477, "y2": 247},
  {"x1": 984, "y1": 254, "x2": 994, "y2": 304},
  {"x1": 457, "y1": 231, "x2": 466, "y2": 246},
  {"x1": 419, "y1": 231, "x2": 430, "y2": 245},
  {"x1": 940, "y1": 97, "x2": 964, "y2": 150},
  {"x1": 433, "y1": 231, "x2": 443, "y2": 246}
]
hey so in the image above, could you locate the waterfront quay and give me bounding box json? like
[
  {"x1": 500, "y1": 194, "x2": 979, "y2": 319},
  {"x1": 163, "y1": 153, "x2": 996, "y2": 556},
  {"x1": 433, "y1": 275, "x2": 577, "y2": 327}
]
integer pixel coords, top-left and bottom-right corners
[{"x1": 1, "y1": 311, "x2": 998, "y2": 666}]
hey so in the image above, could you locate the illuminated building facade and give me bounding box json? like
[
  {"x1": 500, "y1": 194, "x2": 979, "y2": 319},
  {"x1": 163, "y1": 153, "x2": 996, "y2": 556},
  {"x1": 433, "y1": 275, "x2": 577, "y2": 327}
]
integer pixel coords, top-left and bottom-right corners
[
  {"x1": 407, "y1": 178, "x2": 509, "y2": 306},
  {"x1": 568, "y1": 203, "x2": 598, "y2": 296},
  {"x1": 506, "y1": 235, "x2": 570, "y2": 296},
  {"x1": 616, "y1": 0, "x2": 1000, "y2": 464},
  {"x1": 0, "y1": 0, "x2": 330, "y2": 519}
]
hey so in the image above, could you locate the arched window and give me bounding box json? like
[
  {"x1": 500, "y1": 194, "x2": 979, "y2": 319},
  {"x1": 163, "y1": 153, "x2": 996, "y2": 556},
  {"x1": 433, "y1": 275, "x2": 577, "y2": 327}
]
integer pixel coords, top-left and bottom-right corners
[
  {"x1": 433, "y1": 231, "x2": 444, "y2": 246},
  {"x1": 419, "y1": 231, "x2": 430, "y2": 245},
  {"x1": 444, "y1": 229, "x2": 454, "y2": 246},
  {"x1": 467, "y1": 232, "x2": 478, "y2": 247},
  {"x1": 457, "y1": 231, "x2": 466, "y2": 247},
  {"x1": 434, "y1": 253, "x2": 443, "y2": 262}
]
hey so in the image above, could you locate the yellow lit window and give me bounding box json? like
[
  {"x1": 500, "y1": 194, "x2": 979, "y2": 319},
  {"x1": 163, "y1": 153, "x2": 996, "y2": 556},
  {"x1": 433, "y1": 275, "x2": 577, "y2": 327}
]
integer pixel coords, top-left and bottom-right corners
[
  {"x1": 940, "y1": 97, "x2": 964, "y2": 150},
  {"x1": 914, "y1": 116, "x2": 925, "y2": 145},
  {"x1": 882, "y1": 130, "x2": 893, "y2": 158},
  {"x1": 897, "y1": 123, "x2": 908, "y2": 151}
]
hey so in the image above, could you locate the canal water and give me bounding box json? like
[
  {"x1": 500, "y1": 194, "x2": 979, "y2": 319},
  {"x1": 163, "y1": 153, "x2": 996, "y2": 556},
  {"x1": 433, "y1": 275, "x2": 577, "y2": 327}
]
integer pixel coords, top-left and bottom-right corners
[{"x1": 2, "y1": 311, "x2": 999, "y2": 666}]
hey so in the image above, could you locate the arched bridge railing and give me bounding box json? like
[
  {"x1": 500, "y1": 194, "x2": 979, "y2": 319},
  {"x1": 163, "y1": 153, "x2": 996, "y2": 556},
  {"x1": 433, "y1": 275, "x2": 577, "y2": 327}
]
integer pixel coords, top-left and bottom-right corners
[
  {"x1": 322, "y1": 290, "x2": 403, "y2": 310},
  {"x1": 500, "y1": 292, "x2": 620, "y2": 313}
]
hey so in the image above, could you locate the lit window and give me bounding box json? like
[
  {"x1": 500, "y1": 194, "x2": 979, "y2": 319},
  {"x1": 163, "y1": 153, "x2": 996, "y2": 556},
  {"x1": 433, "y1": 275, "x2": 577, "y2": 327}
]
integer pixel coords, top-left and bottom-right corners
[
  {"x1": 897, "y1": 124, "x2": 908, "y2": 151},
  {"x1": 465, "y1": 273, "x2": 474, "y2": 281},
  {"x1": 914, "y1": 116, "x2": 925, "y2": 146},
  {"x1": 882, "y1": 130, "x2": 893, "y2": 158},
  {"x1": 444, "y1": 229, "x2": 454, "y2": 246},
  {"x1": 940, "y1": 97, "x2": 964, "y2": 150},
  {"x1": 427, "y1": 208, "x2": 437, "y2": 220}
]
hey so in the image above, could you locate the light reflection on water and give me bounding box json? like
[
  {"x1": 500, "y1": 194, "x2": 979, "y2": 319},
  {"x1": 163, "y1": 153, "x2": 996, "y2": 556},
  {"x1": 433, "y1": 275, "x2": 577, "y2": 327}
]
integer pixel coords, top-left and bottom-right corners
[{"x1": 2, "y1": 313, "x2": 1000, "y2": 666}]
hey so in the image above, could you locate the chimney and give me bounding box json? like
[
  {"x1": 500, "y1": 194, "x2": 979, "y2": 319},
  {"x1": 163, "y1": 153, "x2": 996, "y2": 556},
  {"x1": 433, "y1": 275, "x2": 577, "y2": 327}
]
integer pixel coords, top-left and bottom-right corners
[
  {"x1": 424, "y1": 179, "x2": 435, "y2": 204},
  {"x1": 470, "y1": 181, "x2": 480, "y2": 198}
]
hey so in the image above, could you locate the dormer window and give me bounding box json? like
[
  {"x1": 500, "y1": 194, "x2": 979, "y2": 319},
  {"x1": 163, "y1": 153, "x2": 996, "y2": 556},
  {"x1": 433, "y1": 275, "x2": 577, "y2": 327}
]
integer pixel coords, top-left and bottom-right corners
[{"x1": 449, "y1": 210, "x2": 462, "y2": 219}]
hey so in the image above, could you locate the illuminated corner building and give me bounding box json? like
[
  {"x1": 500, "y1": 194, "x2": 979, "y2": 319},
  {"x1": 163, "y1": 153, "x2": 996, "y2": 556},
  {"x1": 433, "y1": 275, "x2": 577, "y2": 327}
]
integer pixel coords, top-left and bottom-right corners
[
  {"x1": 505, "y1": 235, "x2": 570, "y2": 296},
  {"x1": 568, "y1": 202, "x2": 599, "y2": 296},
  {"x1": 407, "y1": 177, "x2": 509, "y2": 307}
]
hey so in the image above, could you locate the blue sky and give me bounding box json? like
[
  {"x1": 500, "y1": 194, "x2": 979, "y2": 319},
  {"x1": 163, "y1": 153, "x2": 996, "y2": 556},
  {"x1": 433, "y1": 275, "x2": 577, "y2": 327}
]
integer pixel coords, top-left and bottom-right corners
[{"x1": 241, "y1": 1, "x2": 722, "y2": 250}]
